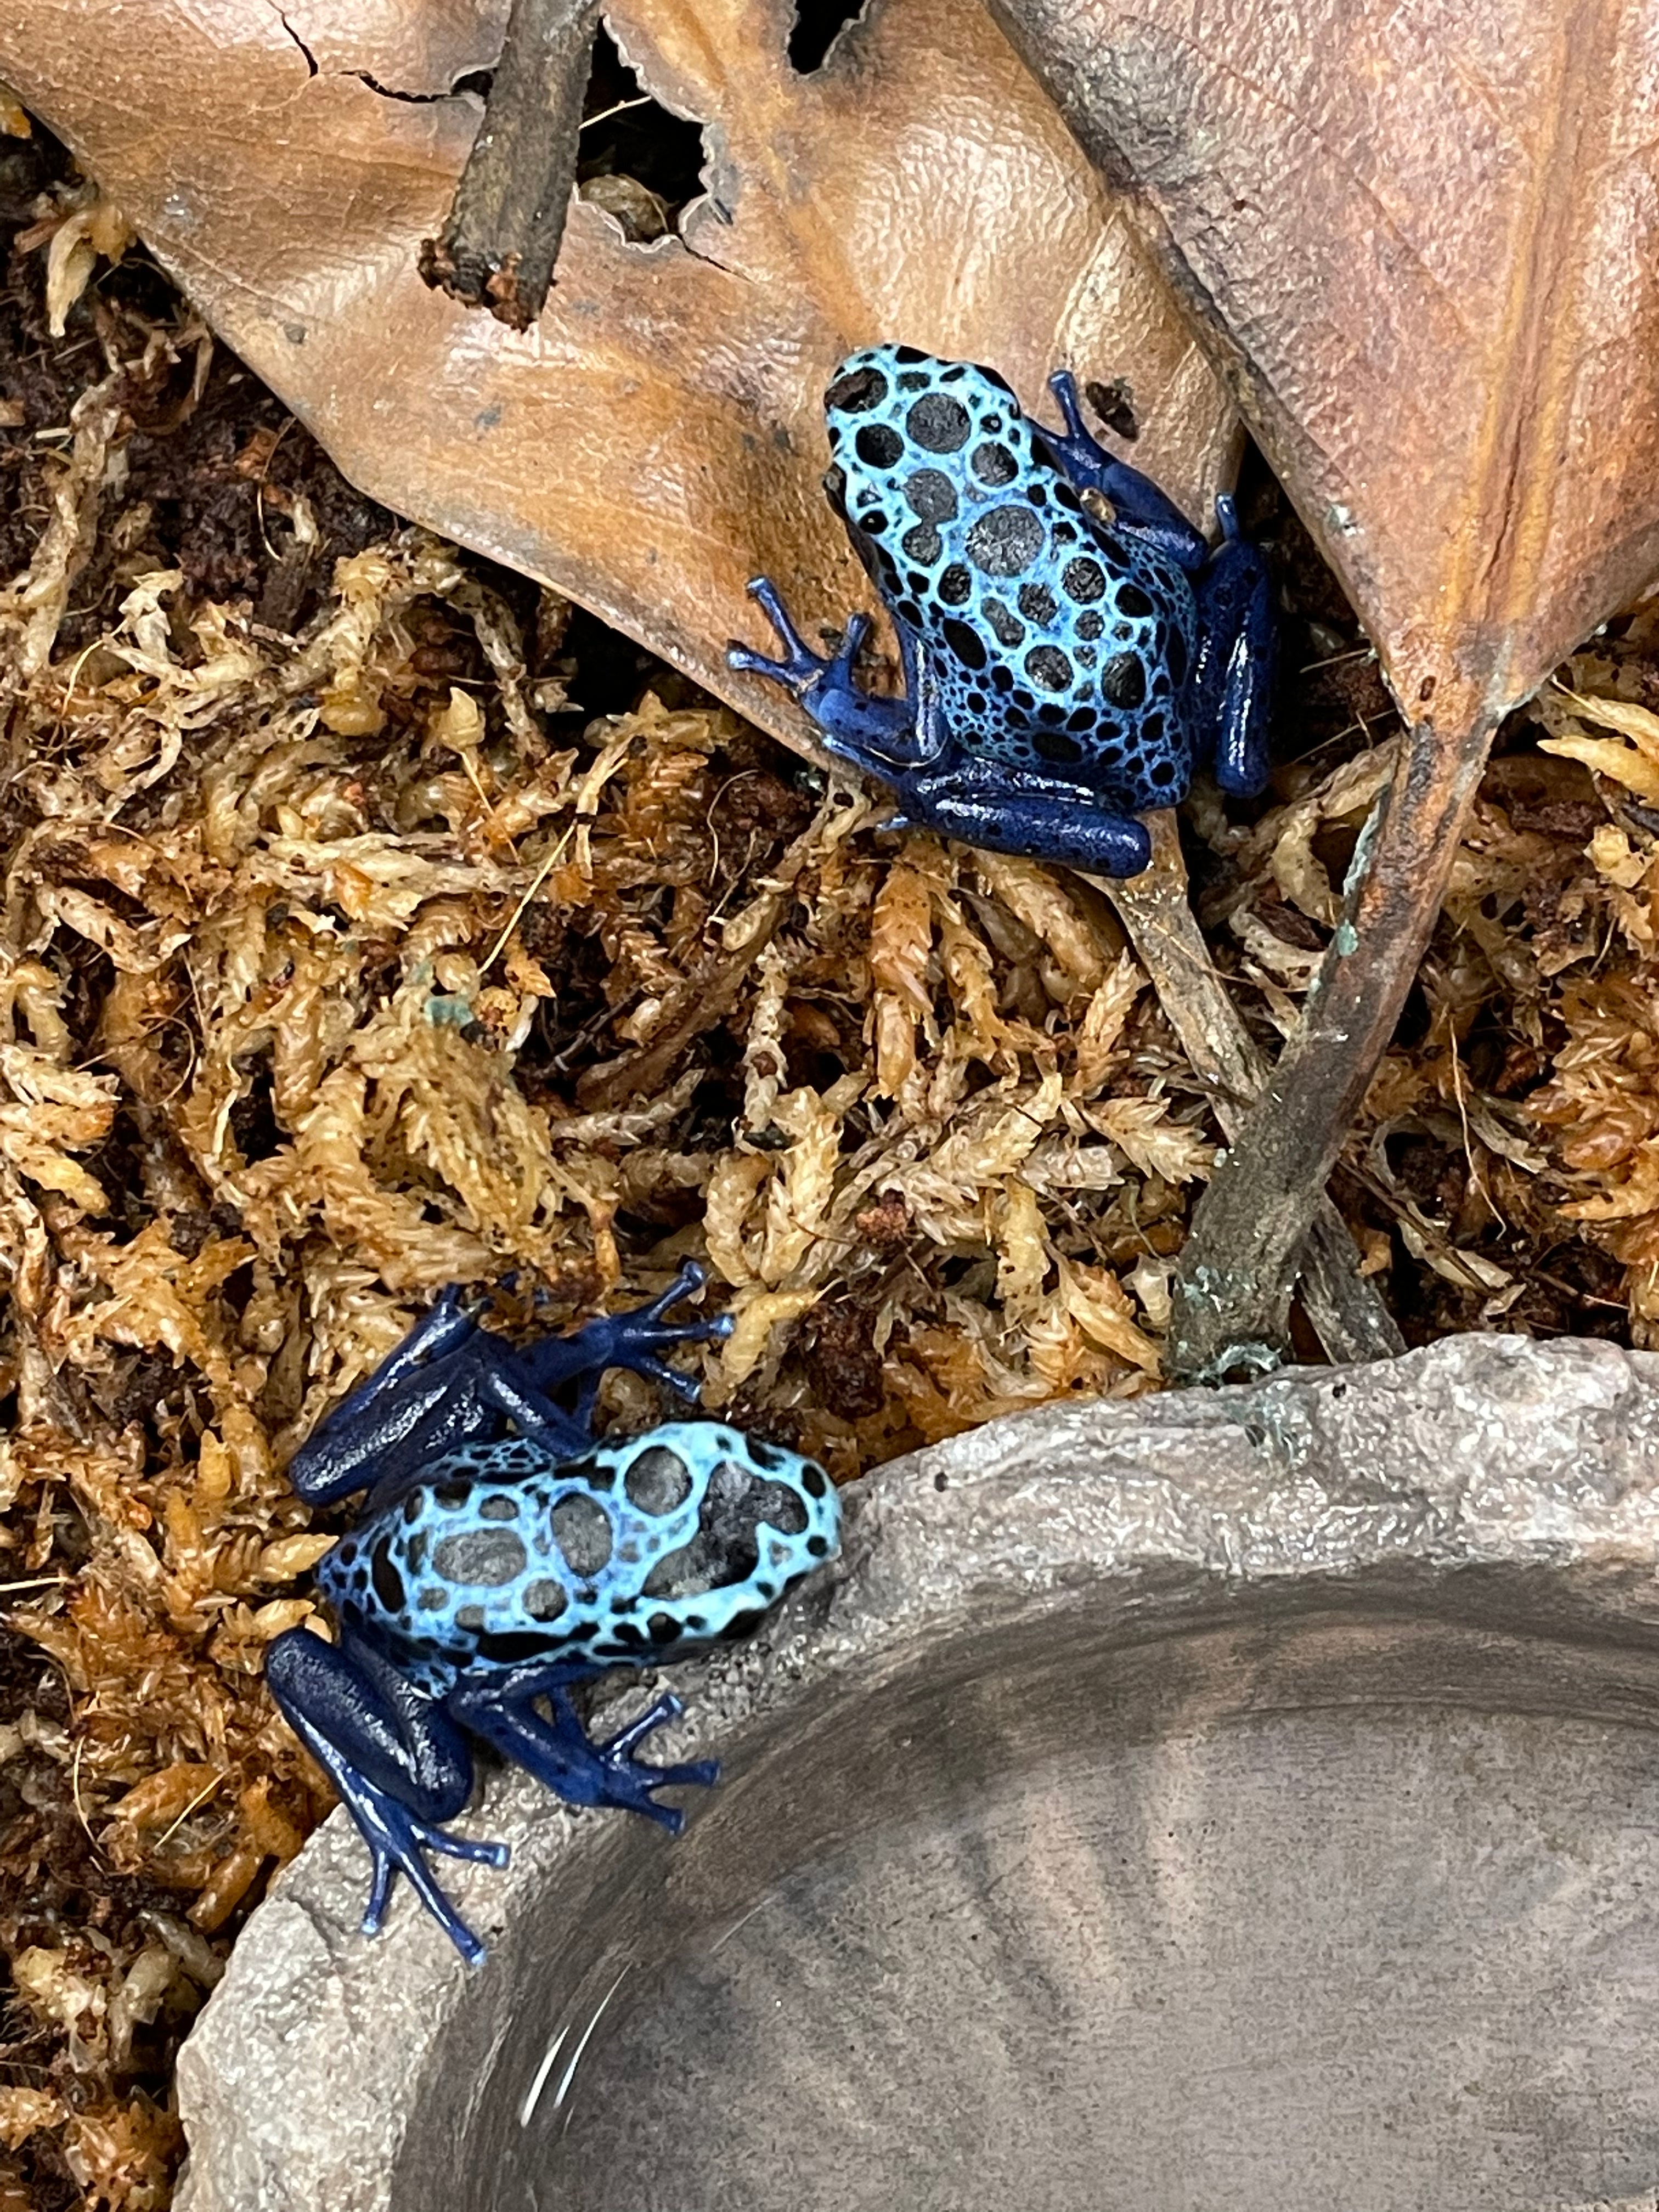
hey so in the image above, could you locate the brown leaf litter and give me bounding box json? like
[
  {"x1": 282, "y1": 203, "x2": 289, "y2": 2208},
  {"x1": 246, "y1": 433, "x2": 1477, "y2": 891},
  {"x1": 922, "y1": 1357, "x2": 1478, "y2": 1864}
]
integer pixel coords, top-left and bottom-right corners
[{"x1": 1, "y1": 127, "x2": 1657, "y2": 2211}]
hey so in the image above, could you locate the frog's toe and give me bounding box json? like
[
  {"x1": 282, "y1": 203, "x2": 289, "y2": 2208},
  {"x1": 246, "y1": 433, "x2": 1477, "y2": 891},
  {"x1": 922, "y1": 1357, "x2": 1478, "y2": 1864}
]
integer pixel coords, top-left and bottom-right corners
[
  {"x1": 1046, "y1": 366, "x2": 1091, "y2": 440},
  {"x1": 630, "y1": 1353, "x2": 706, "y2": 1404},
  {"x1": 729, "y1": 577, "x2": 831, "y2": 689},
  {"x1": 593, "y1": 1694, "x2": 721, "y2": 1826},
  {"x1": 639, "y1": 1262, "x2": 731, "y2": 1345},
  {"x1": 599, "y1": 1690, "x2": 678, "y2": 1745},
  {"x1": 352, "y1": 1791, "x2": 507, "y2": 1965},
  {"x1": 601, "y1": 1276, "x2": 732, "y2": 1397},
  {"x1": 727, "y1": 637, "x2": 797, "y2": 684}
]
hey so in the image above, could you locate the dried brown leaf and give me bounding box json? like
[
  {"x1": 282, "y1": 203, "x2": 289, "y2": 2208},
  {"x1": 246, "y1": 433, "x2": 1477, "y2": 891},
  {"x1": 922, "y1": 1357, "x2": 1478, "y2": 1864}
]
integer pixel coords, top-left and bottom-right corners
[
  {"x1": 0, "y1": 0, "x2": 1235, "y2": 748},
  {"x1": 991, "y1": 0, "x2": 1659, "y2": 1372}
]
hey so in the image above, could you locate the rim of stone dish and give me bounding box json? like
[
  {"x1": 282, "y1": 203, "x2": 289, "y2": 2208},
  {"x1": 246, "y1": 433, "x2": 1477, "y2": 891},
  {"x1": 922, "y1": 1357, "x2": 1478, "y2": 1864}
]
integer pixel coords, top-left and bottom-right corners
[{"x1": 174, "y1": 1333, "x2": 1659, "y2": 2212}]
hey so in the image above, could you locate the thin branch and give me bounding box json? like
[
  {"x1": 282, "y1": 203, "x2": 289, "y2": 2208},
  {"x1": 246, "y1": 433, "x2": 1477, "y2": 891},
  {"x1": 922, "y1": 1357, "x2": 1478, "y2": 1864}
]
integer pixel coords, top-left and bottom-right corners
[
  {"x1": 1167, "y1": 712, "x2": 1498, "y2": 1382},
  {"x1": 419, "y1": 0, "x2": 601, "y2": 331},
  {"x1": 1088, "y1": 811, "x2": 1402, "y2": 1370}
]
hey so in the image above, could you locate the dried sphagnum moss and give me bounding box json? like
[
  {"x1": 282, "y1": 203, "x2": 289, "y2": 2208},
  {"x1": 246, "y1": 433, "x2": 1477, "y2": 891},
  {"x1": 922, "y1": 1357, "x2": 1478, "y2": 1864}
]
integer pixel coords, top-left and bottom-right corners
[
  {"x1": 4, "y1": 160, "x2": 1659, "y2": 2212},
  {"x1": 0, "y1": 312, "x2": 1210, "y2": 2208}
]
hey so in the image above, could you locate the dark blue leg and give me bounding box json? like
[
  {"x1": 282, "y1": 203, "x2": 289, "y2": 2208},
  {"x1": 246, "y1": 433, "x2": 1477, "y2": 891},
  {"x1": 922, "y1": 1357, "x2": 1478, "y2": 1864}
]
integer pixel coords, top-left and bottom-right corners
[
  {"x1": 287, "y1": 1289, "x2": 481, "y2": 1503},
  {"x1": 1039, "y1": 371, "x2": 1209, "y2": 569},
  {"x1": 266, "y1": 1628, "x2": 508, "y2": 1965},
  {"x1": 332, "y1": 1286, "x2": 477, "y2": 1409},
  {"x1": 520, "y1": 1260, "x2": 733, "y2": 1425},
  {"x1": 728, "y1": 579, "x2": 927, "y2": 768},
  {"x1": 449, "y1": 1668, "x2": 720, "y2": 1833},
  {"x1": 315, "y1": 1352, "x2": 594, "y2": 1514},
  {"x1": 295, "y1": 1268, "x2": 730, "y2": 1508},
  {"x1": 899, "y1": 757, "x2": 1154, "y2": 876},
  {"x1": 1193, "y1": 495, "x2": 1276, "y2": 797}
]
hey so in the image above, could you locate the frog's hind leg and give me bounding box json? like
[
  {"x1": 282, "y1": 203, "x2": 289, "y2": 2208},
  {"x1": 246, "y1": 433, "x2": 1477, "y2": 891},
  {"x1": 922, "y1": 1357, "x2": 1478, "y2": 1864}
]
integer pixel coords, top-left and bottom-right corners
[
  {"x1": 266, "y1": 1627, "x2": 507, "y2": 1965},
  {"x1": 449, "y1": 1668, "x2": 719, "y2": 1833},
  {"x1": 286, "y1": 1286, "x2": 481, "y2": 1503},
  {"x1": 910, "y1": 757, "x2": 1154, "y2": 877},
  {"x1": 1193, "y1": 495, "x2": 1276, "y2": 797}
]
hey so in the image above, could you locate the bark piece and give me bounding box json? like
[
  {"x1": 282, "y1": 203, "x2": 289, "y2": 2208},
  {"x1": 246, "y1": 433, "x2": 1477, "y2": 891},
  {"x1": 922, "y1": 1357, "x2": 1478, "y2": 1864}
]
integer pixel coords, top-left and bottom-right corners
[
  {"x1": 417, "y1": 0, "x2": 600, "y2": 330},
  {"x1": 1089, "y1": 814, "x2": 1403, "y2": 1369}
]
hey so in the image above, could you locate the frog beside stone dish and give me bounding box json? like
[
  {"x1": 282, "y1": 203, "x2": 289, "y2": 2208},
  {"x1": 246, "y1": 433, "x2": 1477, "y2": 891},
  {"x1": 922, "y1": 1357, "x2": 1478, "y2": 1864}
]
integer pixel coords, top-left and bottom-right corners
[
  {"x1": 265, "y1": 1264, "x2": 839, "y2": 1963},
  {"x1": 729, "y1": 343, "x2": 1276, "y2": 877}
]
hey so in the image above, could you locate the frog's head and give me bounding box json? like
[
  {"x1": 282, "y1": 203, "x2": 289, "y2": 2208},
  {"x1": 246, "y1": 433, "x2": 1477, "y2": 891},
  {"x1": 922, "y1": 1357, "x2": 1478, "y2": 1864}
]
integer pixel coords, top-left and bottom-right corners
[
  {"x1": 601, "y1": 1422, "x2": 842, "y2": 1655},
  {"x1": 825, "y1": 345, "x2": 1020, "y2": 487},
  {"x1": 821, "y1": 345, "x2": 1028, "y2": 594}
]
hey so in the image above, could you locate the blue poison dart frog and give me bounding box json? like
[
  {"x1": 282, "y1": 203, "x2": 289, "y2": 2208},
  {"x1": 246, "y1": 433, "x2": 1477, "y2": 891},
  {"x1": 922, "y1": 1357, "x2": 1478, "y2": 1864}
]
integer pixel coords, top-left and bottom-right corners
[
  {"x1": 727, "y1": 343, "x2": 1276, "y2": 878},
  {"x1": 264, "y1": 1263, "x2": 840, "y2": 1965}
]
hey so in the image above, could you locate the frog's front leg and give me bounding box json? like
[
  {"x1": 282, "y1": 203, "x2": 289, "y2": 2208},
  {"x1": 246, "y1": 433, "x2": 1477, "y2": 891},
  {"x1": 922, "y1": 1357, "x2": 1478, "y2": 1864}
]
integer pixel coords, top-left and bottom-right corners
[
  {"x1": 1040, "y1": 371, "x2": 1210, "y2": 569},
  {"x1": 448, "y1": 1663, "x2": 719, "y2": 1833},
  {"x1": 1192, "y1": 494, "x2": 1276, "y2": 797},
  {"x1": 266, "y1": 1627, "x2": 509, "y2": 1965},
  {"x1": 519, "y1": 1259, "x2": 731, "y2": 1426},
  {"x1": 727, "y1": 578, "x2": 944, "y2": 774}
]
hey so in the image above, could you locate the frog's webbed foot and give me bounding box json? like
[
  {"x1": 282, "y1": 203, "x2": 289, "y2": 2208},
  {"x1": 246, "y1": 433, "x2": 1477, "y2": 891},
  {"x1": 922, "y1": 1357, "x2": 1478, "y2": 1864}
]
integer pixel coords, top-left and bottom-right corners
[
  {"x1": 352, "y1": 1785, "x2": 509, "y2": 1963},
  {"x1": 267, "y1": 1628, "x2": 506, "y2": 1966},
  {"x1": 450, "y1": 1675, "x2": 719, "y2": 1838},
  {"x1": 1194, "y1": 495, "x2": 1276, "y2": 799},
  {"x1": 728, "y1": 578, "x2": 867, "y2": 691},
  {"x1": 729, "y1": 579, "x2": 916, "y2": 768}
]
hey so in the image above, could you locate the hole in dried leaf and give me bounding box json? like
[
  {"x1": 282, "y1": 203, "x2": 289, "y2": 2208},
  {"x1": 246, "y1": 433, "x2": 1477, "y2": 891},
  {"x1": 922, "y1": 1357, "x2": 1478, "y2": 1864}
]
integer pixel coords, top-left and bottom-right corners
[
  {"x1": 787, "y1": 0, "x2": 869, "y2": 72},
  {"x1": 576, "y1": 25, "x2": 708, "y2": 242}
]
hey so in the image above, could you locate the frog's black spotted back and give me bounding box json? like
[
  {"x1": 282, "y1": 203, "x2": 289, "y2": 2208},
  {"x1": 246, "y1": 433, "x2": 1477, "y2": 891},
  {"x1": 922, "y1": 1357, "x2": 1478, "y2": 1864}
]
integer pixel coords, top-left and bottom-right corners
[
  {"x1": 316, "y1": 1421, "x2": 838, "y2": 1699},
  {"x1": 826, "y1": 343, "x2": 1199, "y2": 810}
]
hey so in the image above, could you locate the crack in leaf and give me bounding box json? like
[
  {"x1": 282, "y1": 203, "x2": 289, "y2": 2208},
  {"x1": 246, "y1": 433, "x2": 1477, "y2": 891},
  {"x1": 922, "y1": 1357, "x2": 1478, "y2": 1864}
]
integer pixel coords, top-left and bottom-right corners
[
  {"x1": 272, "y1": 7, "x2": 318, "y2": 78},
  {"x1": 349, "y1": 68, "x2": 493, "y2": 105}
]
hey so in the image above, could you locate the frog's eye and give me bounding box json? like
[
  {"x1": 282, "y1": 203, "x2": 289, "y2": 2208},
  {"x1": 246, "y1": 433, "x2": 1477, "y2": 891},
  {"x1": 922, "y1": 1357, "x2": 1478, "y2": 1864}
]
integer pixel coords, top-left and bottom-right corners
[{"x1": 826, "y1": 366, "x2": 888, "y2": 415}]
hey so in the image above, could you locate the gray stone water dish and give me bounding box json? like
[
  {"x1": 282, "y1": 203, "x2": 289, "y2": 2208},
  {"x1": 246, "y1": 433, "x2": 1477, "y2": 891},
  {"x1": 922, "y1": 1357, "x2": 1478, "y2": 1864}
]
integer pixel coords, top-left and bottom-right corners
[{"x1": 176, "y1": 1334, "x2": 1659, "y2": 2211}]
